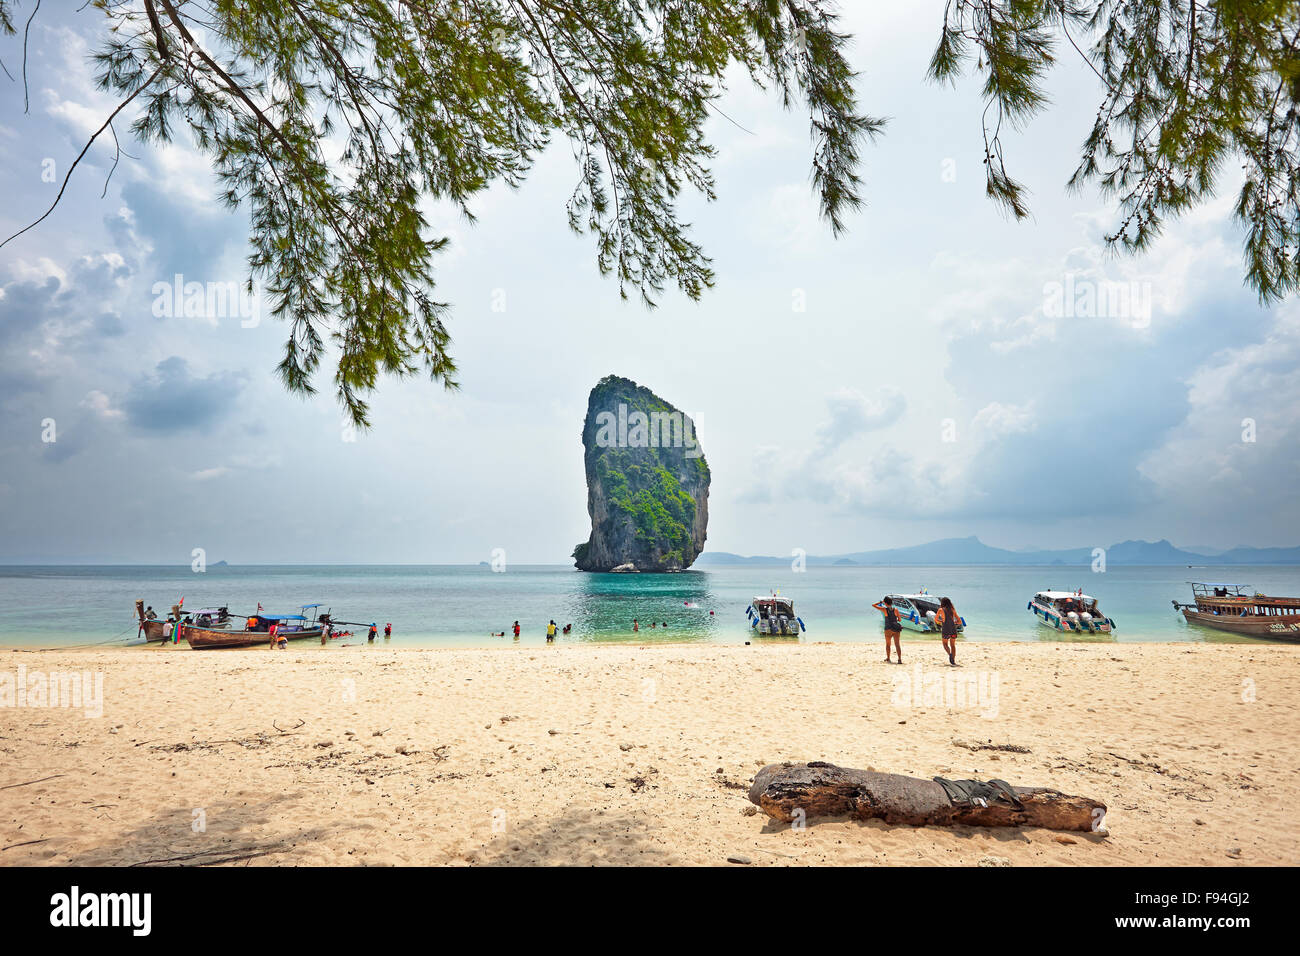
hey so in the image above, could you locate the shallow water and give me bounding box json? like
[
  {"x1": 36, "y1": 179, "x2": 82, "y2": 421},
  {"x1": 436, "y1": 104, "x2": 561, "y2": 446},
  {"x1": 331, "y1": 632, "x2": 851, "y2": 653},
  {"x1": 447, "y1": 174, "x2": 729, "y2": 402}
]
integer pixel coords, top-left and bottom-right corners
[{"x1": 1, "y1": 563, "x2": 1297, "y2": 648}]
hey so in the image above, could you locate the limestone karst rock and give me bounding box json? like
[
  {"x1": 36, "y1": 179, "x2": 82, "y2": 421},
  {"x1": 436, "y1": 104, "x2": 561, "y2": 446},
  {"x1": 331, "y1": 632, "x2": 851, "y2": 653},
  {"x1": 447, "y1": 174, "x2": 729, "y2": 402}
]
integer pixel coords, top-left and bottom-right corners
[{"x1": 573, "y1": 375, "x2": 709, "y2": 572}]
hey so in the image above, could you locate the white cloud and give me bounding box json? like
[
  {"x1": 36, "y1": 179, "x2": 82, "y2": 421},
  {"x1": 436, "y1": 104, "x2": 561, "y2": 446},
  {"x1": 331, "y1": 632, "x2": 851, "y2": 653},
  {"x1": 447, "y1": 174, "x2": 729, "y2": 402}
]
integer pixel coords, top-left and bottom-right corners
[
  {"x1": 815, "y1": 386, "x2": 906, "y2": 451},
  {"x1": 80, "y1": 389, "x2": 123, "y2": 420},
  {"x1": 972, "y1": 401, "x2": 1035, "y2": 437}
]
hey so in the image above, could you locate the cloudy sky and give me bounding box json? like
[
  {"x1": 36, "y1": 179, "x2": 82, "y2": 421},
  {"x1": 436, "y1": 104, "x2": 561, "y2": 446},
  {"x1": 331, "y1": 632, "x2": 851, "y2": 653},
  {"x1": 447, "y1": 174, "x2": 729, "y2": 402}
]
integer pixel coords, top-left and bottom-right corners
[{"x1": 1, "y1": 3, "x2": 1296, "y2": 564}]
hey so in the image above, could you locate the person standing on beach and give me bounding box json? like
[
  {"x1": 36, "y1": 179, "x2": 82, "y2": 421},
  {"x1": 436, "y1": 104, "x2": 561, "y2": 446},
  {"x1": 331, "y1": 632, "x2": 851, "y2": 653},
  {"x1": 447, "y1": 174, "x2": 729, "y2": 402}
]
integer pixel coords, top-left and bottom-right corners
[
  {"x1": 546, "y1": 620, "x2": 557, "y2": 643},
  {"x1": 874, "y1": 596, "x2": 902, "y2": 663},
  {"x1": 512, "y1": 620, "x2": 521, "y2": 639},
  {"x1": 935, "y1": 597, "x2": 960, "y2": 665},
  {"x1": 633, "y1": 619, "x2": 639, "y2": 632}
]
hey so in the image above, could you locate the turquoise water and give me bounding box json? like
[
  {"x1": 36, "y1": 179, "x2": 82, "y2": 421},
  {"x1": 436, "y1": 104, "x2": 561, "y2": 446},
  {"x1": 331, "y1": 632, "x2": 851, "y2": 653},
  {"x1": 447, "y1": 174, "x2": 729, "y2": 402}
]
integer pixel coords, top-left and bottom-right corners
[{"x1": 2, "y1": 564, "x2": 1298, "y2": 648}]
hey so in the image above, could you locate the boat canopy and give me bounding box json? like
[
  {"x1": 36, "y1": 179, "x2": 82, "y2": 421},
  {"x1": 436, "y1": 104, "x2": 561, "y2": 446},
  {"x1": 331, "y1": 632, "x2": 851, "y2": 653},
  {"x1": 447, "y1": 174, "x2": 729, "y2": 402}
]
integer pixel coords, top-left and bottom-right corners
[
  {"x1": 1036, "y1": 591, "x2": 1096, "y2": 601},
  {"x1": 259, "y1": 613, "x2": 308, "y2": 621}
]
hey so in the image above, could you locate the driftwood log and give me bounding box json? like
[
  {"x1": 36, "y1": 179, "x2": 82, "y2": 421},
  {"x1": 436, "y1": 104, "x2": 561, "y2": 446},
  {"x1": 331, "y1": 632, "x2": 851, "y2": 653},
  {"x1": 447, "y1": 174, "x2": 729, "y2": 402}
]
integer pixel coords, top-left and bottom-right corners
[{"x1": 749, "y1": 761, "x2": 1106, "y2": 833}]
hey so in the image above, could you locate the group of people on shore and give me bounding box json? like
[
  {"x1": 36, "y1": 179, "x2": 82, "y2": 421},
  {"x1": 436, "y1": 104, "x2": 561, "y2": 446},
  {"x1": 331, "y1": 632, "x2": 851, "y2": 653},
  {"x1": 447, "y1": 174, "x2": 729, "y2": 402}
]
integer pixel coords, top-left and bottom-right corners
[{"x1": 873, "y1": 595, "x2": 961, "y2": 666}]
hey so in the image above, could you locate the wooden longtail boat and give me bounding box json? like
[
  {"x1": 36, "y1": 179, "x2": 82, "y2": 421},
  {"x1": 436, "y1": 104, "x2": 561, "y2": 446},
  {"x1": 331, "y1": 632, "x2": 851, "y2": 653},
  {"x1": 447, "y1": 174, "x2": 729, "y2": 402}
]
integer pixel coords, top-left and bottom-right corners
[
  {"x1": 137, "y1": 600, "x2": 234, "y2": 643},
  {"x1": 1173, "y1": 583, "x2": 1300, "y2": 640},
  {"x1": 136, "y1": 599, "x2": 182, "y2": 643},
  {"x1": 181, "y1": 606, "x2": 324, "y2": 649}
]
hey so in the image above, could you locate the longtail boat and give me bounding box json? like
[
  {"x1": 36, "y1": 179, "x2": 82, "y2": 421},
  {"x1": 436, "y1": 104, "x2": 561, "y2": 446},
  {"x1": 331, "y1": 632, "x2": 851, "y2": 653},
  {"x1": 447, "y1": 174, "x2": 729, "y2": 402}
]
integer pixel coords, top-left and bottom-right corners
[
  {"x1": 1172, "y1": 583, "x2": 1300, "y2": 640},
  {"x1": 181, "y1": 605, "x2": 325, "y2": 649},
  {"x1": 135, "y1": 598, "x2": 183, "y2": 643}
]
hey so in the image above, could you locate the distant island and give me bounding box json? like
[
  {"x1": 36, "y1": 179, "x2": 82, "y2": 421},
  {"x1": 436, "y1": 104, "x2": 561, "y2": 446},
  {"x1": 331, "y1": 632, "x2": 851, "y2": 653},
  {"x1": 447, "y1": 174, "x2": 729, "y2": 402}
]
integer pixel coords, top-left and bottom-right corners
[{"x1": 695, "y1": 536, "x2": 1300, "y2": 567}]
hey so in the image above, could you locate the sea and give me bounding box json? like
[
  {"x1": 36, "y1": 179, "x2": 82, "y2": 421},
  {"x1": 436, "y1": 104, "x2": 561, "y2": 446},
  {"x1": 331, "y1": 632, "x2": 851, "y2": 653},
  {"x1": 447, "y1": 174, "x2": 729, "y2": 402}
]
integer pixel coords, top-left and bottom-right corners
[{"x1": 2, "y1": 563, "x2": 1298, "y2": 648}]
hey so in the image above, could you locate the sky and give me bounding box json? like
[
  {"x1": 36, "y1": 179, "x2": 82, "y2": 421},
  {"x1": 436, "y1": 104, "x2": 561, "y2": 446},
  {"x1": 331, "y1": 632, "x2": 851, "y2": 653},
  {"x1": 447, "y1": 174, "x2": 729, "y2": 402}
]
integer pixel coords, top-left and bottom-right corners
[{"x1": 0, "y1": 3, "x2": 1297, "y2": 564}]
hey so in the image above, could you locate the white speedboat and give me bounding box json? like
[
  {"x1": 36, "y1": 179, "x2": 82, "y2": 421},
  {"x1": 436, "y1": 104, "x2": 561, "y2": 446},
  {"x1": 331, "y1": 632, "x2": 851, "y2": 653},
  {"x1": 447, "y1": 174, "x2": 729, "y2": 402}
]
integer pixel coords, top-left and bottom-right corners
[
  {"x1": 1028, "y1": 590, "x2": 1115, "y2": 633},
  {"x1": 747, "y1": 595, "x2": 805, "y2": 637},
  {"x1": 874, "y1": 592, "x2": 965, "y2": 634}
]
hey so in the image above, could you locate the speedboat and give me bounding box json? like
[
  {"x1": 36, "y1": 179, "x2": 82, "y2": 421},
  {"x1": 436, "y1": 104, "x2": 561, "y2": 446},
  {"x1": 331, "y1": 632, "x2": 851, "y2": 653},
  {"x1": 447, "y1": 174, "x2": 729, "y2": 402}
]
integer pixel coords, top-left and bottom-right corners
[
  {"x1": 1028, "y1": 589, "x2": 1115, "y2": 633},
  {"x1": 875, "y1": 592, "x2": 965, "y2": 634},
  {"x1": 747, "y1": 595, "x2": 805, "y2": 636}
]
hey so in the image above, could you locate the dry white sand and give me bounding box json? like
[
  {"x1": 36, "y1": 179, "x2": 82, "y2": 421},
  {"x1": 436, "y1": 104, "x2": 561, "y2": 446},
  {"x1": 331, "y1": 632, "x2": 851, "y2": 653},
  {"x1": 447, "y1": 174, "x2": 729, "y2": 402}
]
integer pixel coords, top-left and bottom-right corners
[{"x1": 1, "y1": 641, "x2": 1296, "y2": 866}]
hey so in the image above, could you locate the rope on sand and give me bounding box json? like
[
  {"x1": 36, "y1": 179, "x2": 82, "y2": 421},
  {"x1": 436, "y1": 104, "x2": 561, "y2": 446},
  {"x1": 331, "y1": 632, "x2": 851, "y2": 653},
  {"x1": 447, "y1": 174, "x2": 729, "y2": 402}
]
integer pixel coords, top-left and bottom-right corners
[{"x1": 28, "y1": 622, "x2": 142, "y2": 650}]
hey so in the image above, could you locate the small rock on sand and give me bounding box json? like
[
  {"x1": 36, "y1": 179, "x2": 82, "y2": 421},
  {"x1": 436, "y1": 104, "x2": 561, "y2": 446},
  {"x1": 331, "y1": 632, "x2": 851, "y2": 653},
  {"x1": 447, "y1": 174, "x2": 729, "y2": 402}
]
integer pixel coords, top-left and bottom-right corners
[
  {"x1": 727, "y1": 855, "x2": 752, "y2": 865},
  {"x1": 978, "y1": 855, "x2": 1012, "y2": 868}
]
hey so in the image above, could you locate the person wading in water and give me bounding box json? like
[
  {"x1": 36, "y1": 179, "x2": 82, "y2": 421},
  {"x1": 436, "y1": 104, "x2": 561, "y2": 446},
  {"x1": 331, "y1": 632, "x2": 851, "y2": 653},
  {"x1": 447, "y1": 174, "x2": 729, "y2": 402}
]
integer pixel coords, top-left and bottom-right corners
[{"x1": 935, "y1": 597, "x2": 960, "y2": 666}]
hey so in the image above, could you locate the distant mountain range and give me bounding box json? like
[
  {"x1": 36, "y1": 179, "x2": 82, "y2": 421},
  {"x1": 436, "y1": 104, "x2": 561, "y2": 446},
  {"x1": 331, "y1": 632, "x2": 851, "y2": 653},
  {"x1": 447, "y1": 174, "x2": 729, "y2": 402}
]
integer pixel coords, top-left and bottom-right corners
[{"x1": 695, "y1": 536, "x2": 1300, "y2": 567}]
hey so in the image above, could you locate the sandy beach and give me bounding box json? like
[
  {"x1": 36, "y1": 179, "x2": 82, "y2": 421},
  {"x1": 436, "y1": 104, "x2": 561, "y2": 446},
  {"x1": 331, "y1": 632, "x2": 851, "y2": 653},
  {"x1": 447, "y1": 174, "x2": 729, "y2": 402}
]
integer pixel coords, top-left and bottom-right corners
[{"x1": 1, "y1": 641, "x2": 1296, "y2": 866}]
